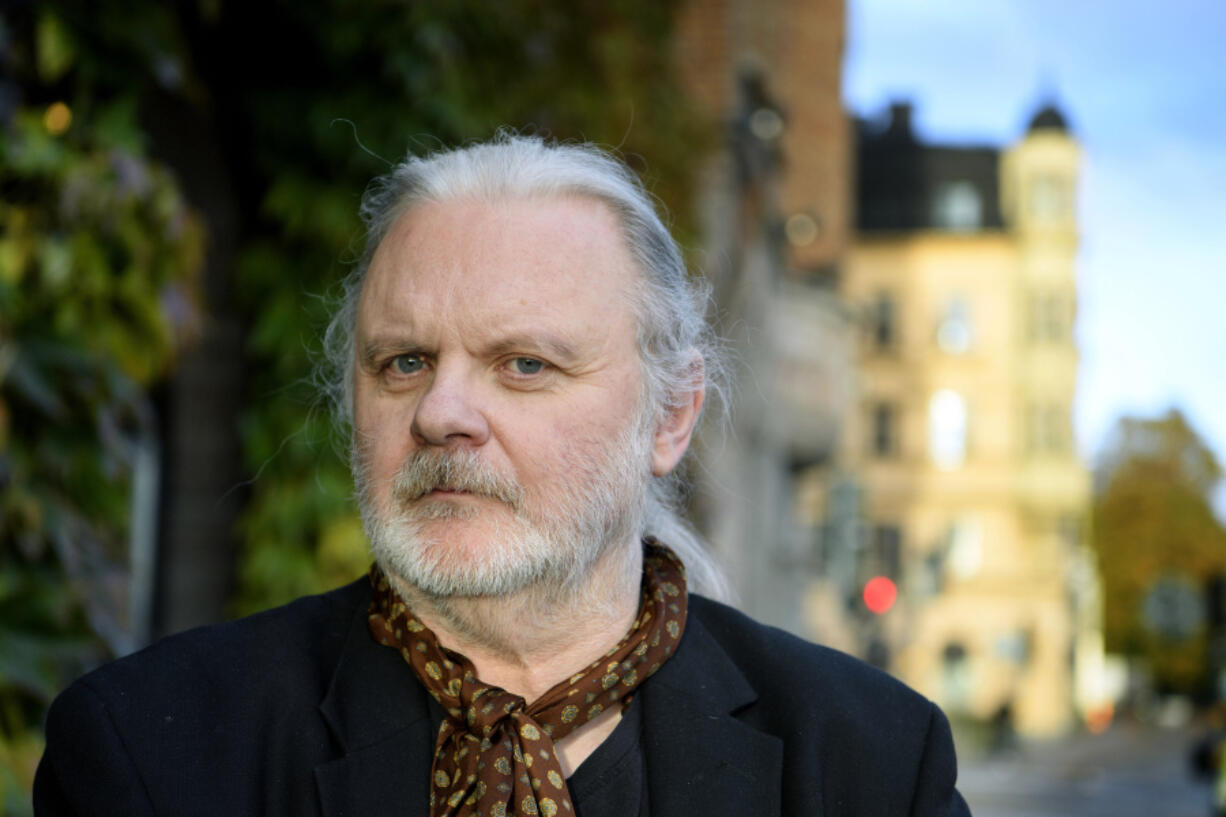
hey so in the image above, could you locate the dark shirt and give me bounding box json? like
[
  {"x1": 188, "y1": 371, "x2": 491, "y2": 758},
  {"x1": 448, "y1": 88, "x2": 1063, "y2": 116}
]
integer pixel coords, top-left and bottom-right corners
[{"x1": 567, "y1": 695, "x2": 646, "y2": 817}]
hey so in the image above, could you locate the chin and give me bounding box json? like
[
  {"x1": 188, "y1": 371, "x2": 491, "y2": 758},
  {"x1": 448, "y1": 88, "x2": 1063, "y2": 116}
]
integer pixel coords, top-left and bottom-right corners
[{"x1": 366, "y1": 511, "x2": 579, "y2": 599}]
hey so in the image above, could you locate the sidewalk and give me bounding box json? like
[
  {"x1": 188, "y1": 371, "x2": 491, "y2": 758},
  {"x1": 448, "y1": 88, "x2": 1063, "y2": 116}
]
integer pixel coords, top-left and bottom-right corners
[{"x1": 958, "y1": 722, "x2": 1211, "y2": 817}]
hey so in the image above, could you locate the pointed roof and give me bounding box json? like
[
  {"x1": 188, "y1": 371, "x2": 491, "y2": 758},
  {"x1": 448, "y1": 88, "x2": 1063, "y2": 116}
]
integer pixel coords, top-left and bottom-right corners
[{"x1": 1027, "y1": 103, "x2": 1071, "y2": 134}]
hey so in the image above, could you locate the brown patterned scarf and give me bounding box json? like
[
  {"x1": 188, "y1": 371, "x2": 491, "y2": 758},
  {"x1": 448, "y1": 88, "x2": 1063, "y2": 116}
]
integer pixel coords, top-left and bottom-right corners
[{"x1": 367, "y1": 540, "x2": 687, "y2": 817}]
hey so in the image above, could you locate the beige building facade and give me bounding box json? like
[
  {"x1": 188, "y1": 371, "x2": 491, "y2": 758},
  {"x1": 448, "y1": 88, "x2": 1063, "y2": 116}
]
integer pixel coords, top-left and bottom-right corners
[{"x1": 820, "y1": 104, "x2": 1099, "y2": 737}]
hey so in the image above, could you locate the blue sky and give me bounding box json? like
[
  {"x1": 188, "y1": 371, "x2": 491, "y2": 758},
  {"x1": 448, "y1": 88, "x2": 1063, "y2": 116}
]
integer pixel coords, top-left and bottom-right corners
[{"x1": 843, "y1": 0, "x2": 1226, "y2": 515}]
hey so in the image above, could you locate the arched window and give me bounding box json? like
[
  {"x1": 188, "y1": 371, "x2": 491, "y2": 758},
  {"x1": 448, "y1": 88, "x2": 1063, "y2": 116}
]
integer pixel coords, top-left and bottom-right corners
[{"x1": 933, "y1": 181, "x2": 983, "y2": 231}]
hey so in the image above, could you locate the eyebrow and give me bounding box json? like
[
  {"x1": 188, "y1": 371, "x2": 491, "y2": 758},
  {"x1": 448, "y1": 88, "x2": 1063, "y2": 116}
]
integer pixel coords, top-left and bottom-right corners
[
  {"x1": 359, "y1": 337, "x2": 425, "y2": 370},
  {"x1": 358, "y1": 332, "x2": 581, "y2": 369},
  {"x1": 483, "y1": 333, "x2": 580, "y2": 363}
]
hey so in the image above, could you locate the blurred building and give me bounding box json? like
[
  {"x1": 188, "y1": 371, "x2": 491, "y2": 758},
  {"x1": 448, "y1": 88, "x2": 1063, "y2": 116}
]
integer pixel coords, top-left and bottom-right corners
[
  {"x1": 809, "y1": 101, "x2": 1099, "y2": 737},
  {"x1": 671, "y1": 1, "x2": 1101, "y2": 738},
  {"x1": 675, "y1": 0, "x2": 850, "y2": 272},
  {"x1": 673, "y1": 0, "x2": 857, "y2": 633}
]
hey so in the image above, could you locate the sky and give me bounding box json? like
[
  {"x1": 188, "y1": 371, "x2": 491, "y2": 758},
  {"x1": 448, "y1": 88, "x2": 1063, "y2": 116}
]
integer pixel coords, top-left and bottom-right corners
[{"x1": 842, "y1": 0, "x2": 1226, "y2": 516}]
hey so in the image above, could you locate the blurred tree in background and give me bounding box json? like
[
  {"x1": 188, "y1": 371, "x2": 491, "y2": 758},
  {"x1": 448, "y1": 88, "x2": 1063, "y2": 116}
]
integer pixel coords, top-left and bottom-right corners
[
  {"x1": 1, "y1": 1, "x2": 702, "y2": 810},
  {"x1": 1093, "y1": 409, "x2": 1226, "y2": 696}
]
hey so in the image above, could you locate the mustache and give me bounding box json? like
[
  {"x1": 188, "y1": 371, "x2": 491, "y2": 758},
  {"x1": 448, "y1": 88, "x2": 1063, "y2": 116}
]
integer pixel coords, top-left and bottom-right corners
[{"x1": 390, "y1": 449, "x2": 524, "y2": 511}]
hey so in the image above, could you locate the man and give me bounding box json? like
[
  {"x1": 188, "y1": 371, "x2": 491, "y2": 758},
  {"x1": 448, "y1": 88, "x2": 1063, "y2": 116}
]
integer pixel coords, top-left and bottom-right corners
[{"x1": 35, "y1": 135, "x2": 971, "y2": 816}]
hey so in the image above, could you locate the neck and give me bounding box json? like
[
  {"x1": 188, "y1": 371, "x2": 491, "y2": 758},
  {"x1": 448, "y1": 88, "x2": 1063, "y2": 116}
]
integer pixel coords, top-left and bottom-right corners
[{"x1": 391, "y1": 538, "x2": 644, "y2": 703}]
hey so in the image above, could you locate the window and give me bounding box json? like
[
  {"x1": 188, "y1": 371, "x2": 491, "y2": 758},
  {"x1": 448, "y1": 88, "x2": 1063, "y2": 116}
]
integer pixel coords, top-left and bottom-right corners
[
  {"x1": 941, "y1": 642, "x2": 972, "y2": 709},
  {"x1": 1025, "y1": 402, "x2": 1071, "y2": 455},
  {"x1": 945, "y1": 517, "x2": 984, "y2": 579},
  {"x1": 928, "y1": 390, "x2": 968, "y2": 468},
  {"x1": 937, "y1": 296, "x2": 973, "y2": 354},
  {"x1": 869, "y1": 292, "x2": 897, "y2": 350},
  {"x1": 1030, "y1": 173, "x2": 1072, "y2": 221},
  {"x1": 870, "y1": 403, "x2": 898, "y2": 458},
  {"x1": 994, "y1": 630, "x2": 1032, "y2": 666},
  {"x1": 870, "y1": 524, "x2": 903, "y2": 580},
  {"x1": 1028, "y1": 291, "x2": 1067, "y2": 343},
  {"x1": 932, "y1": 181, "x2": 982, "y2": 232}
]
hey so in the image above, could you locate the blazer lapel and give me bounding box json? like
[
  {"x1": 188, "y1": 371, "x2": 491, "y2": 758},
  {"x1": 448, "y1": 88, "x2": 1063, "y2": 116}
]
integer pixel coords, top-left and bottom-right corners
[
  {"x1": 311, "y1": 588, "x2": 787, "y2": 817},
  {"x1": 640, "y1": 609, "x2": 785, "y2": 817},
  {"x1": 315, "y1": 595, "x2": 436, "y2": 817}
]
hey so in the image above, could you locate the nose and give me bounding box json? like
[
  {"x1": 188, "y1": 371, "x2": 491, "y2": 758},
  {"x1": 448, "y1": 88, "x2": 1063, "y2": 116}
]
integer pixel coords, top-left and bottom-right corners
[{"x1": 409, "y1": 364, "x2": 491, "y2": 448}]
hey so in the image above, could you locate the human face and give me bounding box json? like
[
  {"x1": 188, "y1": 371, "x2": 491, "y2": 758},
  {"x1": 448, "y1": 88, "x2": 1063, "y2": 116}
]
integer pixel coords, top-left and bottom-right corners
[{"x1": 352, "y1": 195, "x2": 652, "y2": 597}]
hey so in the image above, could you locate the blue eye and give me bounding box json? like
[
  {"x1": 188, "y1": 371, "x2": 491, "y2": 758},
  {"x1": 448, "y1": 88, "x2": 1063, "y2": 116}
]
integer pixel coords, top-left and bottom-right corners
[
  {"x1": 392, "y1": 355, "x2": 425, "y2": 375},
  {"x1": 512, "y1": 358, "x2": 544, "y2": 375}
]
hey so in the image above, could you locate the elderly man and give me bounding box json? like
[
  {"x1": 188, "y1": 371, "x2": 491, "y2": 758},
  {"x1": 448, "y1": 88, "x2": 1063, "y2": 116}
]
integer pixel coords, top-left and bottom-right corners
[{"x1": 35, "y1": 136, "x2": 970, "y2": 816}]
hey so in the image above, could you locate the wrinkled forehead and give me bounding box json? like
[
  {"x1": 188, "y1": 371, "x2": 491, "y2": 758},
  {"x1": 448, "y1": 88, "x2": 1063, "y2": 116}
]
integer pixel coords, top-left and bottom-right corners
[
  {"x1": 355, "y1": 193, "x2": 645, "y2": 350},
  {"x1": 367, "y1": 191, "x2": 642, "y2": 283}
]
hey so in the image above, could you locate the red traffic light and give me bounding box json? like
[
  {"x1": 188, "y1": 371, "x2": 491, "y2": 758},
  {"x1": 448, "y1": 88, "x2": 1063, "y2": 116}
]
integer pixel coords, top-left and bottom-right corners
[{"x1": 863, "y1": 576, "x2": 897, "y2": 614}]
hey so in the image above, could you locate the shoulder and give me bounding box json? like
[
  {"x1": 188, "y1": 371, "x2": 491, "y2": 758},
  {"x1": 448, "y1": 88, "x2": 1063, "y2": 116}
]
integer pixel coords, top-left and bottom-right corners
[
  {"x1": 687, "y1": 594, "x2": 942, "y2": 754},
  {"x1": 37, "y1": 579, "x2": 372, "y2": 815},
  {"x1": 70, "y1": 578, "x2": 368, "y2": 707},
  {"x1": 45, "y1": 578, "x2": 370, "y2": 751},
  {"x1": 685, "y1": 596, "x2": 969, "y2": 815},
  {"x1": 690, "y1": 594, "x2": 929, "y2": 712}
]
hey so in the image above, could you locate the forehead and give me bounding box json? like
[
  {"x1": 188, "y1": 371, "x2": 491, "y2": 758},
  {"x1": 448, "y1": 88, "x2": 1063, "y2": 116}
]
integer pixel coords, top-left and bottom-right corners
[{"x1": 357, "y1": 194, "x2": 641, "y2": 344}]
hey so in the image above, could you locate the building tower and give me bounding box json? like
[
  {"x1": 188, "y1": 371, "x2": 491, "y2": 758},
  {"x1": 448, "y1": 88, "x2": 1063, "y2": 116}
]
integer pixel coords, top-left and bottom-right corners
[{"x1": 824, "y1": 101, "x2": 1096, "y2": 737}]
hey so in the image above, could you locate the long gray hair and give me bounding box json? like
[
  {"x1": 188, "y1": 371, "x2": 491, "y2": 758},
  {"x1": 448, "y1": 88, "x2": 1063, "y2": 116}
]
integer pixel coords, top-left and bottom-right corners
[{"x1": 321, "y1": 132, "x2": 730, "y2": 600}]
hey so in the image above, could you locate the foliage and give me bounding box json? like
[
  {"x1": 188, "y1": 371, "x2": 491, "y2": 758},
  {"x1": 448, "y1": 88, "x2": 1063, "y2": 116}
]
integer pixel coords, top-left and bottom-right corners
[
  {"x1": 1092, "y1": 409, "x2": 1226, "y2": 693},
  {"x1": 0, "y1": 7, "x2": 204, "y2": 811}
]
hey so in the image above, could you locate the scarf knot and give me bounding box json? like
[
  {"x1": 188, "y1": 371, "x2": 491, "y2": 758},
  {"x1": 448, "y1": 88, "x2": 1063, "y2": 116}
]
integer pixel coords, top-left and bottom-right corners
[{"x1": 368, "y1": 540, "x2": 688, "y2": 817}]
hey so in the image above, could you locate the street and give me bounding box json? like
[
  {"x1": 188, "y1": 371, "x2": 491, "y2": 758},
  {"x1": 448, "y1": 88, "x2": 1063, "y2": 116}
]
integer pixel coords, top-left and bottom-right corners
[{"x1": 959, "y1": 722, "x2": 1211, "y2": 817}]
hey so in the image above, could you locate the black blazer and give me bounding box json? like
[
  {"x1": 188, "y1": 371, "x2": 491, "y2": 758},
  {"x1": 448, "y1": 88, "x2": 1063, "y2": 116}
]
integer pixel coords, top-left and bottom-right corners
[{"x1": 35, "y1": 578, "x2": 970, "y2": 816}]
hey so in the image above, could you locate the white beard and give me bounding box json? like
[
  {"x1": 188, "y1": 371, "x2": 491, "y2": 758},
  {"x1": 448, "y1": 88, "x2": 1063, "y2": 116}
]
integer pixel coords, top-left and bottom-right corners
[{"x1": 353, "y1": 411, "x2": 653, "y2": 601}]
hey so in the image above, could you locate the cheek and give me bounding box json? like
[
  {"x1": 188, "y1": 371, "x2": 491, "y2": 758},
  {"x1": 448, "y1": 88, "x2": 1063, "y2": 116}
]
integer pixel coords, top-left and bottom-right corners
[
  {"x1": 505, "y1": 399, "x2": 638, "y2": 490},
  {"x1": 354, "y1": 395, "x2": 416, "y2": 484}
]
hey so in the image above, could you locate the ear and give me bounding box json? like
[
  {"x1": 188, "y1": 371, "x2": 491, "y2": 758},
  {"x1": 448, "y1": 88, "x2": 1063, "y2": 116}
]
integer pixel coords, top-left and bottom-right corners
[{"x1": 650, "y1": 358, "x2": 705, "y2": 477}]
